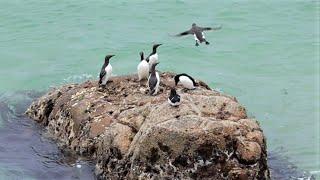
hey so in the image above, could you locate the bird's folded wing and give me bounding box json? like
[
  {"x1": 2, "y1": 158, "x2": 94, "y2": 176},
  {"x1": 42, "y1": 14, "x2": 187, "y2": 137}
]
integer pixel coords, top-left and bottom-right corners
[
  {"x1": 99, "y1": 69, "x2": 106, "y2": 79},
  {"x1": 148, "y1": 76, "x2": 157, "y2": 89}
]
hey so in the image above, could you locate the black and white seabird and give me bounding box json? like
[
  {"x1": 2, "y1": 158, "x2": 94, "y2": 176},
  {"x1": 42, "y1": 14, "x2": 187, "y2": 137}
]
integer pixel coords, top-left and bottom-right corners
[
  {"x1": 137, "y1": 51, "x2": 149, "y2": 81},
  {"x1": 148, "y1": 62, "x2": 160, "y2": 95},
  {"x1": 168, "y1": 88, "x2": 181, "y2": 107},
  {"x1": 175, "y1": 23, "x2": 222, "y2": 46},
  {"x1": 99, "y1": 55, "x2": 114, "y2": 87},
  {"x1": 174, "y1": 73, "x2": 196, "y2": 90},
  {"x1": 146, "y1": 44, "x2": 162, "y2": 69}
]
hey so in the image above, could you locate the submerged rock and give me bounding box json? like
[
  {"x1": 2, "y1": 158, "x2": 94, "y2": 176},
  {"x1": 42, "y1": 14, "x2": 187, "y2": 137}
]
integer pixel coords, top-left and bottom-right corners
[{"x1": 26, "y1": 72, "x2": 270, "y2": 180}]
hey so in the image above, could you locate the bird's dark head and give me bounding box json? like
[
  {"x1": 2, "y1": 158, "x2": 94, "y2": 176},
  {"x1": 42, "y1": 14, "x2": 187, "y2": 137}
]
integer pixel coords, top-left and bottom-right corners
[
  {"x1": 174, "y1": 75, "x2": 180, "y2": 86},
  {"x1": 152, "y1": 43, "x2": 162, "y2": 51},
  {"x1": 139, "y1": 52, "x2": 144, "y2": 61},
  {"x1": 170, "y1": 88, "x2": 177, "y2": 95},
  {"x1": 150, "y1": 62, "x2": 159, "y2": 72},
  {"x1": 105, "y1": 55, "x2": 115, "y2": 61},
  {"x1": 192, "y1": 23, "x2": 196, "y2": 27},
  {"x1": 154, "y1": 43, "x2": 162, "y2": 47}
]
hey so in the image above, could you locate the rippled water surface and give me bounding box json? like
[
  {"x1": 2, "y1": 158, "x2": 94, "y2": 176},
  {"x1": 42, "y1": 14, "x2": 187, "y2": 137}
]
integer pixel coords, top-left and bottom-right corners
[
  {"x1": 0, "y1": 92, "x2": 95, "y2": 180},
  {"x1": 0, "y1": 0, "x2": 319, "y2": 179}
]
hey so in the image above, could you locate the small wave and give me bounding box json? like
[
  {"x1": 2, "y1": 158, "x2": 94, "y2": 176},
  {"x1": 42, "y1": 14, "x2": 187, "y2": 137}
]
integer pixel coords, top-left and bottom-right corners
[
  {"x1": 63, "y1": 74, "x2": 94, "y2": 84},
  {"x1": 0, "y1": 91, "x2": 95, "y2": 179},
  {"x1": 213, "y1": 88, "x2": 224, "y2": 93},
  {"x1": 310, "y1": 170, "x2": 320, "y2": 174},
  {"x1": 268, "y1": 151, "x2": 316, "y2": 180},
  {"x1": 0, "y1": 91, "x2": 42, "y2": 121}
]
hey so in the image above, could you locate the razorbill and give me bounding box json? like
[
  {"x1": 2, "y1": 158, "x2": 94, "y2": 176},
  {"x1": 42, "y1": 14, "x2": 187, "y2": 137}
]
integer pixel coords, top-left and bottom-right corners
[
  {"x1": 148, "y1": 62, "x2": 160, "y2": 95},
  {"x1": 137, "y1": 51, "x2": 149, "y2": 81},
  {"x1": 168, "y1": 88, "x2": 181, "y2": 107},
  {"x1": 175, "y1": 23, "x2": 222, "y2": 46},
  {"x1": 99, "y1": 55, "x2": 114, "y2": 87},
  {"x1": 146, "y1": 44, "x2": 162, "y2": 69},
  {"x1": 174, "y1": 73, "x2": 196, "y2": 90}
]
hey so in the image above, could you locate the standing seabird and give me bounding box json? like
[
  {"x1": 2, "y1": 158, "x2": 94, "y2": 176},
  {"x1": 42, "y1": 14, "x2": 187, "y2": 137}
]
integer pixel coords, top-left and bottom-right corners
[
  {"x1": 146, "y1": 44, "x2": 162, "y2": 69},
  {"x1": 137, "y1": 51, "x2": 149, "y2": 81},
  {"x1": 174, "y1": 73, "x2": 196, "y2": 90},
  {"x1": 99, "y1": 55, "x2": 114, "y2": 87},
  {"x1": 175, "y1": 23, "x2": 222, "y2": 46},
  {"x1": 148, "y1": 62, "x2": 160, "y2": 95},
  {"x1": 168, "y1": 88, "x2": 181, "y2": 107}
]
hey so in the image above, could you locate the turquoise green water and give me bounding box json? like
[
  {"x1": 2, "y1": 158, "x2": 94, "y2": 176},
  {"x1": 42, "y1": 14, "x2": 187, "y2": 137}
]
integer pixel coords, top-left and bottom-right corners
[{"x1": 0, "y1": 0, "x2": 319, "y2": 178}]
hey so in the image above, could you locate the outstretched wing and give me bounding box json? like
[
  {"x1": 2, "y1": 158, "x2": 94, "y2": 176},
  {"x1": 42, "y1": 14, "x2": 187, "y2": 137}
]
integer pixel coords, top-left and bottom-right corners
[
  {"x1": 201, "y1": 25, "x2": 222, "y2": 31},
  {"x1": 175, "y1": 30, "x2": 192, "y2": 37}
]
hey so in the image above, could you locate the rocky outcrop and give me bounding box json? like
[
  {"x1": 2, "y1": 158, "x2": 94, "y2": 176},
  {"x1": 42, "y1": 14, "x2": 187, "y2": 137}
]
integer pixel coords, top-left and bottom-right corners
[{"x1": 26, "y1": 72, "x2": 270, "y2": 180}]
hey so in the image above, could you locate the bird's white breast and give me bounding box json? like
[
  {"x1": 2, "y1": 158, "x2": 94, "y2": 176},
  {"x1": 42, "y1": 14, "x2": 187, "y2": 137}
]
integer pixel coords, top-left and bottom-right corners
[
  {"x1": 201, "y1": 32, "x2": 206, "y2": 39},
  {"x1": 137, "y1": 60, "x2": 149, "y2": 80},
  {"x1": 149, "y1": 53, "x2": 158, "y2": 67},
  {"x1": 104, "y1": 64, "x2": 112, "y2": 79},
  {"x1": 105, "y1": 64, "x2": 112, "y2": 76},
  {"x1": 179, "y1": 76, "x2": 194, "y2": 89},
  {"x1": 168, "y1": 98, "x2": 181, "y2": 106},
  {"x1": 102, "y1": 64, "x2": 112, "y2": 84},
  {"x1": 154, "y1": 72, "x2": 160, "y2": 94},
  {"x1": 193, "y1": 34, "x2": 199, "y2": 41}
]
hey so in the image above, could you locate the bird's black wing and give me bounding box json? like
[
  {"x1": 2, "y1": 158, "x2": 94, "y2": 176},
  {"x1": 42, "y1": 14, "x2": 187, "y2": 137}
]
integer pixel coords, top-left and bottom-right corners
[
  {"x1": 201, "y1": 27, "x2": 212, "y2": 31},
  {"x1": 99, "y1": 67, "x2": 106, "y2": 84},
  {"x1": 201, "y1": 25, "x2": 222, "y2": 31},
  {"x1": 145, "y1": 53, "x2": 152, "y2": 62},
  {"x1": 175, "y1": 30, "x2": 192, "y2": 37}
]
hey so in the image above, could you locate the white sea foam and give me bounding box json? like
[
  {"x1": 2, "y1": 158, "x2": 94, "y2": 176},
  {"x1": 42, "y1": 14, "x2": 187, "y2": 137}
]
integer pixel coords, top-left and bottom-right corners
[
  {"x1": 310, "y1": 170, "x2": 320, "y2": 174},
  {"x1": 63, "y1": 74, "x2": 94, "y2": 83}
]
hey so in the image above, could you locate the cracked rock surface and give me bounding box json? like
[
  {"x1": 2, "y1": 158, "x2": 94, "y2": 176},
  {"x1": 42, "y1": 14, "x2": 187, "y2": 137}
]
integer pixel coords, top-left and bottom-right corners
[{"x1": 26, "y1": 72, "x2": 270, "y2": 180}]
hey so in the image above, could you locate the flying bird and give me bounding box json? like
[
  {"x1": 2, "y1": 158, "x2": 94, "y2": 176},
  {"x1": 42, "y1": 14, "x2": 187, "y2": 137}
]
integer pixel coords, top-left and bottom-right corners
[{"x1": 175, "y1": 23, "x2": 222, "y2": 46}]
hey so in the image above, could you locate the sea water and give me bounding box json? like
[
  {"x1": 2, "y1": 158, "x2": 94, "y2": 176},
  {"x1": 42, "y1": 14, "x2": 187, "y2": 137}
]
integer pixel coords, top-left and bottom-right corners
[{"x1": 0, "y1": 0, "x2": 319, "y2": 179}]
